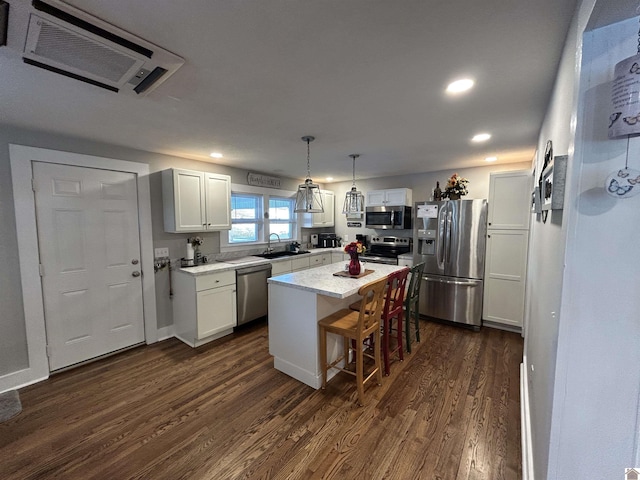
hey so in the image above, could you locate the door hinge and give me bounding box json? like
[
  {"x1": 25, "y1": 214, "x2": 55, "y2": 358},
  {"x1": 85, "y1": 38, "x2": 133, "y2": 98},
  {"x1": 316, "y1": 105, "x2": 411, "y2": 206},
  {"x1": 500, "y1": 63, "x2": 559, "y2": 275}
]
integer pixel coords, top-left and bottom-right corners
[
  {"x1": 39, "y1": 264, "x2": 45, "y2": 276},
  {"x1": 46, "y1": 345, "x2": 52, "y2": 357}
]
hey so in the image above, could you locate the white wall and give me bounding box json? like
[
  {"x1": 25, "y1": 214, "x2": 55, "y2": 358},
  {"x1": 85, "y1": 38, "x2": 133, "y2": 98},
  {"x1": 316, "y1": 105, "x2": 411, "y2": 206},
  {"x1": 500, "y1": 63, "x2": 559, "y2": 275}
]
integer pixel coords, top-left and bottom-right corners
[{"x1": 525, "y1": 1, "x2": 640, "y2": 478}]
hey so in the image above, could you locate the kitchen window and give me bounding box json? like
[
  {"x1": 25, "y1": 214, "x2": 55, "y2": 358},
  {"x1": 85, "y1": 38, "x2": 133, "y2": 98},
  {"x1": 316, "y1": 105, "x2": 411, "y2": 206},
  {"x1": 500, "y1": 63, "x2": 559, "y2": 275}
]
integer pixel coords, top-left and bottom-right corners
[{"x1": 223, "y1": 187, "x2": 298, "y2": 249}]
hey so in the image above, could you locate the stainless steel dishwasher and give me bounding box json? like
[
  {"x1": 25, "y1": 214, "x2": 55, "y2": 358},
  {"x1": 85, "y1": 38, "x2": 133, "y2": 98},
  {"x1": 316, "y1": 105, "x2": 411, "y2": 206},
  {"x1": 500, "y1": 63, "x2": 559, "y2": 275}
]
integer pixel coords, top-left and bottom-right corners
[{"x1": 236, "y1": 263, "x2": 272, "y2": 325}]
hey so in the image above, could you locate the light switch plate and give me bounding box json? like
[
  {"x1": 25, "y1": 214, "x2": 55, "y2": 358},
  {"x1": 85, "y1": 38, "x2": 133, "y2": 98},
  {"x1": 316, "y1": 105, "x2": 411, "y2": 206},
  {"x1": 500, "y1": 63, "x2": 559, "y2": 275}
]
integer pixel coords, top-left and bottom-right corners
[{"x1": 154, "y1": 247, "x2": 169, "y2": 258}]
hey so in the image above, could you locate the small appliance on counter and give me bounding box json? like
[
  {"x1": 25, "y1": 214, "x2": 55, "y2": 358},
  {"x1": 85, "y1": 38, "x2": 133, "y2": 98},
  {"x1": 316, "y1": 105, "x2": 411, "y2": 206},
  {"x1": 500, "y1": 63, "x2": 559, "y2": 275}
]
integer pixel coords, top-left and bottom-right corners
[
  {"x1": 310, "y1": 234, "x2": 319, "y2": 247},
  {"x1": 318, "y1": 233, "x2": 339, "y2": 248}
]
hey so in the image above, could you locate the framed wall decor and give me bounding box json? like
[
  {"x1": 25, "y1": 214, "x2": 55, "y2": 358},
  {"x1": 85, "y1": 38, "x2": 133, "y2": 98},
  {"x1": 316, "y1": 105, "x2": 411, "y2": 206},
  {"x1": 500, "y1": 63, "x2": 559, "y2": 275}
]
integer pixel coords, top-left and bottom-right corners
[
  {"x1": 531, "y1": 185, "x2": 542, "y2": 213},
  {"x1": 541, "y1": 155, "x2": 568, "y2": 211}
]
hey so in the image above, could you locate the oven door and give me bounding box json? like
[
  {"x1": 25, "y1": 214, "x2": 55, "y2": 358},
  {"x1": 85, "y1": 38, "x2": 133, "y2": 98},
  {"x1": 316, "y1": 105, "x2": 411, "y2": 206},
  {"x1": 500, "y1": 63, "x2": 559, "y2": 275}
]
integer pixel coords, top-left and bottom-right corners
[{"x1": 361, "y1": 255, "x2": 398, "y2": 265}]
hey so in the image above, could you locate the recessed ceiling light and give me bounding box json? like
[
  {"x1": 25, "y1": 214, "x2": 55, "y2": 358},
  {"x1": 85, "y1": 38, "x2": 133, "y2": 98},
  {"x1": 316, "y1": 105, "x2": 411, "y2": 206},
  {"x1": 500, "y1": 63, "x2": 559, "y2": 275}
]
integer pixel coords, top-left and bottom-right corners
[
  {"x1": 485, "y1": 156, "x2": 498, "y2": 162},
  {"x1": 446, "y1": 78, "x2": 475, "y2": 94},
  {"x1": 325, "y1": 177, "x2": 334, "y2": 182},
  {"x1": 471, "y1": 133, "x2": 491, "y2": 143},
  {"x1": 210, "y1": 152, "x2": 223, "y2": 158}
]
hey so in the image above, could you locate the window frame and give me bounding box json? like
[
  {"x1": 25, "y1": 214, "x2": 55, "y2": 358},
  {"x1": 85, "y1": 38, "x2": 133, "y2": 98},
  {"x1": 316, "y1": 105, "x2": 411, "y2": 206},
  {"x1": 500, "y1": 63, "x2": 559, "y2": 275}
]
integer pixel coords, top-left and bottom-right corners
[{"x1": 221, "y1": 184, "x2": 299, "y2": 252}]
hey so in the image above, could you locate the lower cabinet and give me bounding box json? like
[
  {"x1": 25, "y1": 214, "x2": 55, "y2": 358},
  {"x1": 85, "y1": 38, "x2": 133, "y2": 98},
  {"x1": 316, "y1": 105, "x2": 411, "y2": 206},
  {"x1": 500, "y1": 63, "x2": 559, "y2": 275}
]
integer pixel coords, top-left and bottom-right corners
[
  {"x1": 173, "y1": 269, "x2": 237, "y2": 347},
  {"x1": 331, "y1": 252, "x2": 348, "y2": 264},
  {"x1": 483, "y1": 229, "x2": 529, "y2": 330}
]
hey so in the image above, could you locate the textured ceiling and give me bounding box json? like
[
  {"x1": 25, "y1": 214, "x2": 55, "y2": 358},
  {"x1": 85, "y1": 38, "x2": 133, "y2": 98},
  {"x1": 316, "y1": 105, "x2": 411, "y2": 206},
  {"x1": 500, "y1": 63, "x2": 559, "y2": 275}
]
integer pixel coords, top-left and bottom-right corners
[{"x1": 0, "y1": 0, "x2": 580, "y2": 181}]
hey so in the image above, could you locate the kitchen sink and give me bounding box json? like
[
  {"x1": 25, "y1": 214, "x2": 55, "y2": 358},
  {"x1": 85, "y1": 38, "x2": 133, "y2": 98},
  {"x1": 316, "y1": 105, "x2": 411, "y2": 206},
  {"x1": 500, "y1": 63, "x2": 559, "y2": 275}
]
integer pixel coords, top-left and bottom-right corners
[{"x1": 255, "y1": 250, "x2": 310, "y2": 259}]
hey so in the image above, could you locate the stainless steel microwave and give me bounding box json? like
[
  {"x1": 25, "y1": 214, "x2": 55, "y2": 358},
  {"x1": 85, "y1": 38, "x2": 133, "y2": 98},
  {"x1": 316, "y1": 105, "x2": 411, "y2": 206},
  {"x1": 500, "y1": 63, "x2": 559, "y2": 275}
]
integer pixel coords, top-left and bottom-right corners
[{"x1": 365, "y1": 205, "x2": 412, "y2": 230}]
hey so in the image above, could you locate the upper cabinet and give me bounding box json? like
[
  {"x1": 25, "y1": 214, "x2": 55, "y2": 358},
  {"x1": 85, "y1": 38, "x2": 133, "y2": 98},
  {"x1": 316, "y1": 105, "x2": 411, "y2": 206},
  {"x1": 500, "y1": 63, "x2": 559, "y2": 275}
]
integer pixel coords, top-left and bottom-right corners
[
  {"x1": 487, "y1": 171, "x2": 531, "y2": 230},
  {"x1": 162, "y1": 168, "x2": 231, "y2": 233},
  {"x1": 366, "y1": 188, "x2": 412, "y2": 207},
  {"x1": 302, "y1": 190, "x2": 335, "y2": 228}
]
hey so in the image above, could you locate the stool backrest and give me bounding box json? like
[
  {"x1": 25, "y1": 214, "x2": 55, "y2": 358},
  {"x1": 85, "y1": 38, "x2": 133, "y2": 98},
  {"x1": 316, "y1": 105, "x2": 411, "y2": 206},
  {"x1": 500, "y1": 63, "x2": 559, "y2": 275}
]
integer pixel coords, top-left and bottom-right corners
[
  {"x1": 383, "y1": 267, "x2": 410, "y2": 318},
  {"x1": 406, "y1": 262, "x2": 425, "y2": 303},
  {"x1": 356, "y1": 277, "x2": 387, "y2": 332}
]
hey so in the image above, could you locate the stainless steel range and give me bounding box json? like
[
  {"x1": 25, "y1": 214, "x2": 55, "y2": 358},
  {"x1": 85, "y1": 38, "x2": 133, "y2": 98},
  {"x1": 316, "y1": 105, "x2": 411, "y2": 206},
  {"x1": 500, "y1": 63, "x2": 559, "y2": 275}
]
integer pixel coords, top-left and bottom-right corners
[{"x1": 361, "y1": 236, "x2": 411, "y2": 265}]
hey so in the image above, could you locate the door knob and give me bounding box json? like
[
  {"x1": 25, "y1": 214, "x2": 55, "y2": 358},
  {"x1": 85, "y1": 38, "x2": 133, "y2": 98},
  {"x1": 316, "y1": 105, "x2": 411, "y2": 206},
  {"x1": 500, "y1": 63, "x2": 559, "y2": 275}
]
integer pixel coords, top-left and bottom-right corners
[{"x1": 132, "y1": 271, "x2": 141, "y2": 277}]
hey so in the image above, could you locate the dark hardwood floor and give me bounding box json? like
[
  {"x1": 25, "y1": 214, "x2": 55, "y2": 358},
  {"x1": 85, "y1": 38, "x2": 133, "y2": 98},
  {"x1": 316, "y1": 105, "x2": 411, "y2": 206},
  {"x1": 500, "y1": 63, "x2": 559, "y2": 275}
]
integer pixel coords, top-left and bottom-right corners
[{"x1": 0, "y1": 319, "x2": 523, "y2": 480}]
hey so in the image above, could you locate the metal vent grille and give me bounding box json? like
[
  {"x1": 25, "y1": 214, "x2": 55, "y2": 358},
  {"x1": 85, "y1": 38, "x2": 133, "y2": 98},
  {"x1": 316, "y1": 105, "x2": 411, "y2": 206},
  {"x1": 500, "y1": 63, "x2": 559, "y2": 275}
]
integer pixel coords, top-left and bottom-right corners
[{"x1": 32, "y1": 17, "x2": 138, "y2": 83}]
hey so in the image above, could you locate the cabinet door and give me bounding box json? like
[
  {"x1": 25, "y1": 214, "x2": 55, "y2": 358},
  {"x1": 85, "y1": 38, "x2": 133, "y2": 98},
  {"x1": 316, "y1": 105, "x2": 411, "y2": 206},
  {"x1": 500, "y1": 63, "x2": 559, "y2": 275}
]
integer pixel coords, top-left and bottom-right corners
[
  {"x1": 322, "y1": 191, "x2": 335, "y2": 226},
  {"x1": 488, "y1": 171, "x2": 531, "y2": 229},
  {"x1": 204, "y1": 173, "x2": 231, "y2": 230},
  {"x1": 309, "y1": 254, "x2": 323, "y2": 268},
  {"x1": 331, "y1": 252, "x2": 345, "y2": 264},
  {"x1": 483, "y1": 230, "x2": 528, "y2": 328},
  {"x1": 172, "y1": 169, "x2": 206, "y2": 232},
  {"x1": 384, "y1": 188, "x2": 411, "y2": 206},
  {"x1": 291, "y1": 256, "x2": 310, "y2": 271},
  {"x1": 197, "y1": 284, "x2": 237, "y2": 339},
  {"x1": 302, "y1": 190, "x2": 334, "y2": 227},
  {"x1": 271, "y1": 260, "x2": 292, "y2": 276},
  {"x1": 366, "y1": 190, "x2": 386, "y2": 206}
]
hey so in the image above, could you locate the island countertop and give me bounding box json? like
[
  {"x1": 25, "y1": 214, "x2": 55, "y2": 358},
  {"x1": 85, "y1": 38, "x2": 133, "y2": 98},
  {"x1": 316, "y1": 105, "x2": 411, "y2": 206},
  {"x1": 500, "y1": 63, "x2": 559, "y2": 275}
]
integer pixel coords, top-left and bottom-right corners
[{"x1": 267, "y1": 262, "x2": 406, "y2": 299}]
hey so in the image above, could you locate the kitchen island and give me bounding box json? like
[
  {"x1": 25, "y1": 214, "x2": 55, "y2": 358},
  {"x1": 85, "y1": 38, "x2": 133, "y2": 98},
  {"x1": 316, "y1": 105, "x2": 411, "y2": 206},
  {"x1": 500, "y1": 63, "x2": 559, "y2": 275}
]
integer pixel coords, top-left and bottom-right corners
[{"x1": 268, "y1": 262, "x2": 406, "y2": 389}]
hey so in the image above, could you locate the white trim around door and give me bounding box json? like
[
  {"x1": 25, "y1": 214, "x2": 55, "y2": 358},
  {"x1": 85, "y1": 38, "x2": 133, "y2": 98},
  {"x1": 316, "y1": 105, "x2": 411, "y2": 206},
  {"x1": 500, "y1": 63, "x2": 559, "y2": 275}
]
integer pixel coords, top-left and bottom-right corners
[{"x1": 4, "y1": 144, "x2": 157, "y2": 392}]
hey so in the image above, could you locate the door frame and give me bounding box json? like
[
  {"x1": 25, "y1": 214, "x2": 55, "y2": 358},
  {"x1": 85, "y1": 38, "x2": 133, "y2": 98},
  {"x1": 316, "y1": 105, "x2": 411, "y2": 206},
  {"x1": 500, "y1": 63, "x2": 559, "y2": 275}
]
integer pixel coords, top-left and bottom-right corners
[{"x1": 6, "y1": 144, "x2": 157, "y2": 391}]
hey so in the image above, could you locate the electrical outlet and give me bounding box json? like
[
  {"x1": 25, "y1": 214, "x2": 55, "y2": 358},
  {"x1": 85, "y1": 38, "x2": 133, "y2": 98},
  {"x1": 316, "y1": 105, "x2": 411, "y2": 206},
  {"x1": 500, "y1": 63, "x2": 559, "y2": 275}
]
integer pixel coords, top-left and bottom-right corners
[
  {"x1": 343, "y1": 234, "x2": 349, "y2": 242},
  {"x1": 154, "y1": 247, "x2": 169, "y2": 258}
]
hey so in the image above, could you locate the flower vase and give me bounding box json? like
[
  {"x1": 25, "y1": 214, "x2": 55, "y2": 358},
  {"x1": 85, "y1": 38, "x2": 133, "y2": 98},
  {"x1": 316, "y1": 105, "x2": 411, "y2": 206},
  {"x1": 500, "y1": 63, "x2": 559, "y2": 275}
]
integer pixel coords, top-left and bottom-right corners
[{"x1": 348, "y1": 253, "x2": 361, "y2": 276}]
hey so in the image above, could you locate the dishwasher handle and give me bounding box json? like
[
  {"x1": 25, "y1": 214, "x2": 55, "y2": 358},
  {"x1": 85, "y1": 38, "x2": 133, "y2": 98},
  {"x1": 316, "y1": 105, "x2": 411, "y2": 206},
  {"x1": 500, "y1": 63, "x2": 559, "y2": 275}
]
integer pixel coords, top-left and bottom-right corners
[{"x1": 236, "y1": 264, "x2": 272, "y2": 276}]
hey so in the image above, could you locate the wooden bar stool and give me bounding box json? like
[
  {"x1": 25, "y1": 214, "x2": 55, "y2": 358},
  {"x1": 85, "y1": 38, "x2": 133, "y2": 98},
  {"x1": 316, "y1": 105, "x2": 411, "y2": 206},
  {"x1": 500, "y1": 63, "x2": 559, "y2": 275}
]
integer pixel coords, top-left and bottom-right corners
[
  {"x1": 405, "y1": 262, "x2": 425, "y2": 353},
  {"x1": 319, "y1": 277, "x2": 387, "y2": 406},
  {"x1": 349, "y1": 268, "x2": 410, "y2": 376}
]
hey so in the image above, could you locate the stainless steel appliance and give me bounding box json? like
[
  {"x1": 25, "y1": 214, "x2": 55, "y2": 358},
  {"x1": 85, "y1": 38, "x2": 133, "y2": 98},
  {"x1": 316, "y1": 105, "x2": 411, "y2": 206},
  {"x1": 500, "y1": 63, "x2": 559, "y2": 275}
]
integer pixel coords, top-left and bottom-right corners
[
  {"x1": 318, "y1": 233, "x2": 339, "y2": 248},
  {"x1": 236, "y1": 263, "x2": 272, "y2": 325},
  {"x1": 414, "y1": 199, "x2": 487, "y2": 329},
  {"x1": 361, "y1": 236, "x2": 411, "y2": 265},
  {"x1": 365, "y1": 205, "x2": 412, "y2": 230}
]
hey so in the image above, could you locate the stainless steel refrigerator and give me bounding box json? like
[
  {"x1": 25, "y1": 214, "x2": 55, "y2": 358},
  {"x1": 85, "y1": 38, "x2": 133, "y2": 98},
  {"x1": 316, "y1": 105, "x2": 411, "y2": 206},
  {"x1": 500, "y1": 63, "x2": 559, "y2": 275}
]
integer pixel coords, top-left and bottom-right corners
[{"x1": 413, "y1": 199, "x2": 487, "y2": 329}]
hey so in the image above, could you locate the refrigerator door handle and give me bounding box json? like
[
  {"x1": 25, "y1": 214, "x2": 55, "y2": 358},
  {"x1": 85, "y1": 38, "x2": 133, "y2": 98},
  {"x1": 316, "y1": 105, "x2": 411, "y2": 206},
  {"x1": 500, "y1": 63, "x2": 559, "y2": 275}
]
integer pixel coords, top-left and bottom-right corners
[
  {"x1": 445, "y1": 209, "x2": 453, "y2": 264},
  {"x1": 436, "y1": 204, "x2": 446, "y2": 269},
  {"x1": 423, "y1": 275, "x2": 482, "y2": 287}
]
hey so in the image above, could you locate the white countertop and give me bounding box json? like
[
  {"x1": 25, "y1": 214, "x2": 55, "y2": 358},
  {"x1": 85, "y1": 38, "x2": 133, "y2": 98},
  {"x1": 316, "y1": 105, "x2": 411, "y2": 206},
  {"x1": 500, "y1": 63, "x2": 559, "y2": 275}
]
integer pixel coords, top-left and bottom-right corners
[
  {"x1": 268, "y1": 262, "x2": 406, "y2": 299},
  {"x1": 176, "y1": 247, "x2": 344, "y2": 276}
]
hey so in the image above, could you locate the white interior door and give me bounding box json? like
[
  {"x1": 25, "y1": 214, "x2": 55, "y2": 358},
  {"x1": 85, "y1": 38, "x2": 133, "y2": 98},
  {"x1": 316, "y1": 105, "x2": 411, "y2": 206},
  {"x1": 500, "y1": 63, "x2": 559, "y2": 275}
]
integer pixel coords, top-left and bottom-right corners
[{"x1": 33, "y1": 162, "x2": 145, "y2": 371}]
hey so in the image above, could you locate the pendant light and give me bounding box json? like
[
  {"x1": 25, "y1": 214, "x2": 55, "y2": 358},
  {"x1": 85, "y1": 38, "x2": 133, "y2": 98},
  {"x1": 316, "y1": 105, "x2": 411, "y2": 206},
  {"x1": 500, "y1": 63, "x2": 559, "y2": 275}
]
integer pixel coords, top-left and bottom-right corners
[
  {"x1": 294, "y1": 136, "x2": 324, "y2": 213},
  {"x1": 342, "y1": 154, "x2": 364, "y2": 215}
]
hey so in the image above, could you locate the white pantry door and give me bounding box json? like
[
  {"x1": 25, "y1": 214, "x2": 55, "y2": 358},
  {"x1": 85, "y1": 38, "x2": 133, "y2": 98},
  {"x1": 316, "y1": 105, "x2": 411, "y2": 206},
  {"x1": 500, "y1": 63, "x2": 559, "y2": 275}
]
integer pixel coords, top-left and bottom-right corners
[{"x1": 33, "y1": 162, "x2": 145, "y2": 370}]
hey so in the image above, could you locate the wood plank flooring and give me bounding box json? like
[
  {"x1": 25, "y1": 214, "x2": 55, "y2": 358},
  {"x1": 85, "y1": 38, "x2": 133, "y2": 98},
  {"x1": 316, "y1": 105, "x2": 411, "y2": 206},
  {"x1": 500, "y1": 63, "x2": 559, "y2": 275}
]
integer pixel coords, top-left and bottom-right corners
[{"x1": 0, "y1": 319, "x2": 523, "y2": 480}]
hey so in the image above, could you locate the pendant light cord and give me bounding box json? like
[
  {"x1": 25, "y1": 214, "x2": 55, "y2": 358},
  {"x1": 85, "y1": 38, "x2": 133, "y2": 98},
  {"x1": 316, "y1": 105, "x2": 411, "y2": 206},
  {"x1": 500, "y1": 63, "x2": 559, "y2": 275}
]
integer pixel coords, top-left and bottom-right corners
[
  {"x1": 306, "y1": 138, "x2": 312, "y2": 179},
  {"x1": 626, "y1": 135, "x2": 630, "y2": 169}
]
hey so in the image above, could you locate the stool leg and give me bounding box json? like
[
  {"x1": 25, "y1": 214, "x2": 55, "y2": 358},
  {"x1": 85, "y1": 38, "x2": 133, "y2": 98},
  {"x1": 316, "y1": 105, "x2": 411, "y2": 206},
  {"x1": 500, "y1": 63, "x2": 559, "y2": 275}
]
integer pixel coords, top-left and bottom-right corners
[
  {"x1": 382, "y1": 317, "x2": 390, "y2": 376},
  {"x1": 414, "y1": 297, "x2": 420, "y2": 344},
  {"x1": 405, "y1": 303, "x2": 412, "y2": 354},
  {"x1": 374, "y1": 328, "x2": 383, "y2": 386},
  {"x1": 397, "y1": 312, "x2": 404, "y2": 362},
  {"x1": 320, "y1": 325, "x2": 327, "y2": 389},
  {"x1": 356, "y1": 338, "x2": 365, "y2": 406}
]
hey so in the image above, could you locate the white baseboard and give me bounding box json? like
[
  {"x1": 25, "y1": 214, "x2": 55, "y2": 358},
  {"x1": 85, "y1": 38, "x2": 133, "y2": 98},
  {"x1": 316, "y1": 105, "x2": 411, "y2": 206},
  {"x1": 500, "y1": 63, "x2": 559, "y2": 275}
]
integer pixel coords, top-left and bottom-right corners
[
  {"x1": 520, "y1": 361, "x2": 534, "y2": 480},
  {"x1": 0, "y1": 368, "x2": 48, "y2": 395}
]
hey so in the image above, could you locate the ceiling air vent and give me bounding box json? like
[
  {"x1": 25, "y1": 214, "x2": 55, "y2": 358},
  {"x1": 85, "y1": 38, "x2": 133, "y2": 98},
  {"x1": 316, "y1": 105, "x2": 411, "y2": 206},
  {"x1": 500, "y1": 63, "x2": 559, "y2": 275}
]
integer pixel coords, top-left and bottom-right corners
[{"x1": 22, "y1": 0, "x2": 184, "y2": 95}]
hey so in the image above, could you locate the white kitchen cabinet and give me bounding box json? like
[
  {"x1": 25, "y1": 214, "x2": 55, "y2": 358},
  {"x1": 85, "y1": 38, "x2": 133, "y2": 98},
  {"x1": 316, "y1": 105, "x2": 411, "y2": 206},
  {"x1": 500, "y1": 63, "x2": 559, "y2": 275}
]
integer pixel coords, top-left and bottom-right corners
[
  {"x1": 162, "y1": 168, "x2": 231, "y2": 233},
  {"x1": 487, "y1": 170, "x2": 531, "y2": 229},
  {"x1": 291, "y1": 256, "x2": 311, "y2": 272},
  {"x1": 309, "y1": 252, "x2": 331, "y2": 268},
  {"x1": 483, "y1": 230, "x2": 528, "y2": 329},
  {"x1": 483, "y1": 170, "x2": 531, "y2": 331},
  {"x1": 271, "y1": 260, "x2": 292, "y2": 276},
  {"x1": 366, "y1": 188, "x2": 412, "y2": 207},
  {"x1": 331, "y1": 252, "x2": 348, "y2": 264},
  {"x1": 301, "y1": 190, "x2": 334, "y2": 227},
  {"x1": 173, "y1": 269, "x2": 237, "y2": 347}
]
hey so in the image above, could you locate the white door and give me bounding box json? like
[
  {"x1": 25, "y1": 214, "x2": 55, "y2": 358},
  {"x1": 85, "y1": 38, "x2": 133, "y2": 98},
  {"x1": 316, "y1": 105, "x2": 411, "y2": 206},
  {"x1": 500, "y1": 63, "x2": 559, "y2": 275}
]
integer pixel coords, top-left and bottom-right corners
[{"x1": 33, "y1": 162, "x2": 145, "y2": 370}]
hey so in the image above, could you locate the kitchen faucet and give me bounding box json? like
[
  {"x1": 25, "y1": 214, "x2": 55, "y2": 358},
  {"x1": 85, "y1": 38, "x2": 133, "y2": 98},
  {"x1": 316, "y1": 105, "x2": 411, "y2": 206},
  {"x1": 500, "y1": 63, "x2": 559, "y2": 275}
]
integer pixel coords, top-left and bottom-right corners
[{"x1": 266, "y1": 233, "x2": 281, "y2": 253}]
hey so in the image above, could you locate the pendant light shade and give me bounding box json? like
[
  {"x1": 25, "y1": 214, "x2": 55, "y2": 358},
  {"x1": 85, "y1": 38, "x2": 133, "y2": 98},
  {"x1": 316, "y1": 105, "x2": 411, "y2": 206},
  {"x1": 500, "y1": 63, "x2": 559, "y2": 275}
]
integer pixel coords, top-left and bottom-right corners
[
  {"x1": 342, "y1": 154, "x2": 364, "y2": 215},
  {"x1": 294, "y1": 136, "x2": 324, "y2": 213}
]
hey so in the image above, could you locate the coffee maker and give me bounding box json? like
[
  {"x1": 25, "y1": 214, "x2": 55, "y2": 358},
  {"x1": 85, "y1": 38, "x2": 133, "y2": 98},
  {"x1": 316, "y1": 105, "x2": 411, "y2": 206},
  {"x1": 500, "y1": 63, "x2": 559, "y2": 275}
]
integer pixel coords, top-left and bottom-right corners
[{"x1": 318, "y1": 233, "x2": 339, "y2": 248}]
